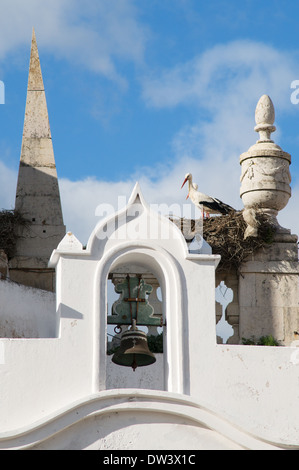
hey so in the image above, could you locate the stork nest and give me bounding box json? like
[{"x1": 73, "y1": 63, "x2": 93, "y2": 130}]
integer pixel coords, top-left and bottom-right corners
[
  {"x1": 170, "y1": 210, "x2": 277, "y2": 272},
  {"x1": 0, "y1": 210, "x2": 30, "y2": 259}
]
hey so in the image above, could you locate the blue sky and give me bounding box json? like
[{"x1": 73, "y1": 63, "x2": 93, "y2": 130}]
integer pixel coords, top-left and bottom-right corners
[{"x1": 0, "y1": 0, "x2": 299, "y2": 243}]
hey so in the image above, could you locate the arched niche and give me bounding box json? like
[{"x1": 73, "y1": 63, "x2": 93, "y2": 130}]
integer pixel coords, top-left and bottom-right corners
[
  {"x1": 106, "y1": 265, "x2": 164, "y2": 390},
  {"x1": 93, "y1": 242, "x2": 187, "y2": 395}
]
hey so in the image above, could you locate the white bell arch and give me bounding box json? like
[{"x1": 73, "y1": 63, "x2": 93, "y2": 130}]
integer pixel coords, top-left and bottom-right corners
[{"x1": 93, "y1": 242, "x2": 188, "y2": 395}]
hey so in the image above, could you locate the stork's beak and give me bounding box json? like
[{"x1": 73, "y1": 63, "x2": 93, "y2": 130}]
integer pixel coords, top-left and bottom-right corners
[
  {"x1": 186, "y1": 194, "x2": 189, "y2": 200},
  {"x1": 181, "y1": 177, "x2": 187, "y2": 189}
]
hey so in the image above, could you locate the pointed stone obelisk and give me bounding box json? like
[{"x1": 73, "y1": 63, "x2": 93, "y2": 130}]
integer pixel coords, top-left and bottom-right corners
[{"x1": 9, "y1": 29, "x2": 66, "y2": 291}]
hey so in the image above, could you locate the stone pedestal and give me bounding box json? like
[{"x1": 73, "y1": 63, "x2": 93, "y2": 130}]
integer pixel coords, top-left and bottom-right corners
[{"x1": 239, "y1": 232, "x2": 299, "y2": 345}]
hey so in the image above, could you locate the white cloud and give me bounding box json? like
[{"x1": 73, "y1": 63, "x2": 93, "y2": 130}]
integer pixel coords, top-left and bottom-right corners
[
  {"x1": 0, "y1": 0, "x2": 147, "y2": 85},
  {"x1": 58, "y1": 40, "x2": 299, "y2": 244},
  {"x1": 142, "y1": 40, "x2": 298, "y2": 110},
  {"x1": 141, "y1": 40, "x2": 298, "y2": 172},
  {"x1": 59, "y1": 177, "x2": 134, "y2": 243}
]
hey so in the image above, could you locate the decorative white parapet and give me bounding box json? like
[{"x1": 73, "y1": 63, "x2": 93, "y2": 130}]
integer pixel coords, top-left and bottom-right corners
[
  {"x1": 0, "y1": 183, "x2": 299, "y2": 449},
  {"x1": 240, "y1": 95, "x2": 291, "y2": 238}
]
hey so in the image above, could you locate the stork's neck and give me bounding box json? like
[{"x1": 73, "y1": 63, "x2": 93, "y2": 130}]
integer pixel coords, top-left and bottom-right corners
[{"x1": 188, "y1": 177, "x2": 196, "y2": 194}]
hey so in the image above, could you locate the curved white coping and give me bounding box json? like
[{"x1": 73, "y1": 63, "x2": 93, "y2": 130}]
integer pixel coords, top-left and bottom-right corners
[{"x1": 0, "y1": 389, "x2": 296, "y2": 450}]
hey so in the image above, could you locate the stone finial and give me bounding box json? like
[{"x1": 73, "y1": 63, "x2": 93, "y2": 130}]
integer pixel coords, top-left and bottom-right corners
[
  {"x1": 57, "y1": 232, "x2": 83, "y2": 251},
  {"x1": 254, "y1": 95, "x2": 276, "y2": 143},
  {"x1": 240, "y1": 95, "x2": 292, "y2": 237}
]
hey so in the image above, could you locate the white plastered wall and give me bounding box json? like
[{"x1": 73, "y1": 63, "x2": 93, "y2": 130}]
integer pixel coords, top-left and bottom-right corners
[{"x1": 0, "y1": 184, "x2": 299, "y2": 449}]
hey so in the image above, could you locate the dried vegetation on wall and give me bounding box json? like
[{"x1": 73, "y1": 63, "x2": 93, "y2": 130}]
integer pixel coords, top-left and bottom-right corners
[{"x1": 0, "y1": 210, "x2": 29, "y2": 259}]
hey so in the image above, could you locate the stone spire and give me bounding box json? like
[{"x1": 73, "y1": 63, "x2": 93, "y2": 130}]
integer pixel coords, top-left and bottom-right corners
[{"x1": 10, "y1": 29, "x2": 65, "y2": 291}]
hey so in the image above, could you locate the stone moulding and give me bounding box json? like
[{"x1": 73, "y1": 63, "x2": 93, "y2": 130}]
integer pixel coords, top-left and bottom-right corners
[{"x1": 0, "y1": 390, "x2": 291, "y2": 450}]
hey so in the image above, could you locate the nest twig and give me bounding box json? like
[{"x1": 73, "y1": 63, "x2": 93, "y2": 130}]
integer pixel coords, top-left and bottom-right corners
[
  {"x1": 170, "y1": 210, "x2": 276, "y2": 272},
  {"x1": 204, "y1": 211, "x2": 277, "y2": 271},
  {"x1": 0, "y1": 210, "x2": 30, "y2": 259}
]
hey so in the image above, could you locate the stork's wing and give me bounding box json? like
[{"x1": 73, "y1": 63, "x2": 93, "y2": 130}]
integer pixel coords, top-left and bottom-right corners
[
  {"x1": 201, "y1": 197, "x2": 235, "y2": 215},
  {"x1": 213, "y1": 198, "x2": 235, "y2": 213}
]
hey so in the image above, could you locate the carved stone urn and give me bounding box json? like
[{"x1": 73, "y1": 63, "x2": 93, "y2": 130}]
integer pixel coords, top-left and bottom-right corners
[{"x1": 240, "y1": 95, "x2": 291, "y2": 238}]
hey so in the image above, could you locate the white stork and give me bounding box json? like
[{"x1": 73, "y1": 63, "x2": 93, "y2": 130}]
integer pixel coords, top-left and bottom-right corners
[{"x1": 181, "y1": 173, "x2": 235, "y2": 216}]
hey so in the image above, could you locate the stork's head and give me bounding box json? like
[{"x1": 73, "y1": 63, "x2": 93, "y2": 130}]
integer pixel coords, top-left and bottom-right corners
[{"x1": 181, "y1": 173, "x2": 192, "y2": 189}]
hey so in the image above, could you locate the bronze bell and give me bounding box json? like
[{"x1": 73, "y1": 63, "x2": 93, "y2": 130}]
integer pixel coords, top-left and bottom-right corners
[{"x1": 112, "y1": 321, "x2": 156, "y2": 371}]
